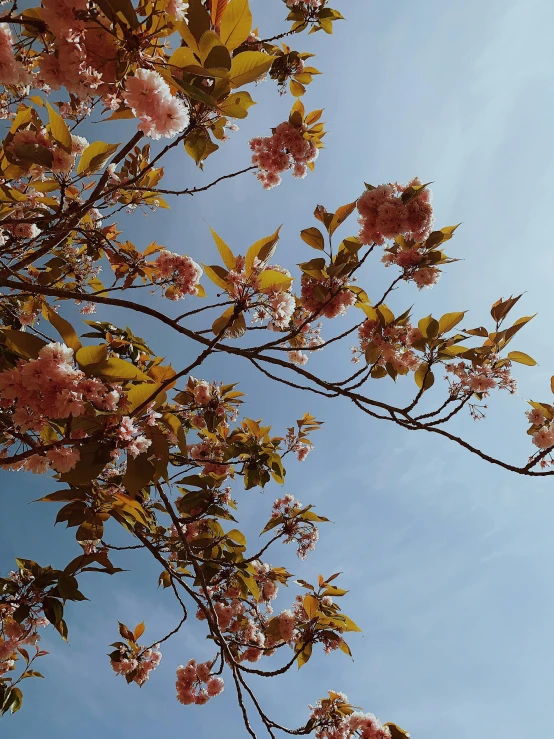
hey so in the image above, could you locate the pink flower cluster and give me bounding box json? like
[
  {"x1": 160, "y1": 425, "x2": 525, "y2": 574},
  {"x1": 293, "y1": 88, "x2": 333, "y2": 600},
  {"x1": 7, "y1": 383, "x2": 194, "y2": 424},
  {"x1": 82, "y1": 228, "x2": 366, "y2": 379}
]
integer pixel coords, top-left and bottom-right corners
[
  {"x1": 271, "y1": 494, "x2": 319, "y2": 559},
  {"x1": 40, "y1": 0, "x2": 118, "y2": 99},
  {"x1": 381, "y1": 248, "x2": 441, "y2": 290},
  {"x1": 111, "y1": 644, "x2": 162, "y2": 686},
  {"x1": 526, "y1": 407, "x2": 554, "y2": 450},
  {"x1": 0, "y1": 25, "x2": 31, "y2": 86},
  {"x1": 188, "y1": 439, "x2": 230, "y2": 476},
  {"x1": 353, "y1": 320, "x2": 421, "y2": 372},
  {"x1": 301, "y1": 274, "x2": 356, "y2": 319},
  {"x1": 166, "y1": 0, "x2": 189, "y2": 20},
  {"x1": 286, "y1": 427, "x2": 312, "y2": 461},
  {"x1": 250, "y1": 122, "x2": 318, "y2": 189},
  {"x1": 9, "y1": 126, "x2": 88, "y2": 177},
  {"x1": 116, "y1": 416, "x2": 152, "y2": 459},
  {"x1": 176, "y1": 377, "x2": 238, "y2": 431},
  {"x1": 0, "y1": 342, "x2": 121, "y2": 473},
  {"x1": 153, "y1": 251, "x2": 203, "y2": 299},
  {"x1": 176, "y1": 660, "x2": 224, "y2": 705},
  {"x1": 446, "y1": 359, "x2": 517, "y2": 399},
  {"x1": 285, "y1": 0, "x2": 324, "y2": 9},
  {"x1": 357, "y1": 179, "x2": 434, "y2": 246},
  {"x1": 123, "y1": 69, "x2": 190, "y2": 140},
  {"x1": 0, "y1": 616, "x2": 48, "y2": 677},
  {"x1": 268, "y1": 291, "x2": 296, "y2": 329},
  {"x1": 309, "y1": 693, "x2": 391, "y2": 739}
]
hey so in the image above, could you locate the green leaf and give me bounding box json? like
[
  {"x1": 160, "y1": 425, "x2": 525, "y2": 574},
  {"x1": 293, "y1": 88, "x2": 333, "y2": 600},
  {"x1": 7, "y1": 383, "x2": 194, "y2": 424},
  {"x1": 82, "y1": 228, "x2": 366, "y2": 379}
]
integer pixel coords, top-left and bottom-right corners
[
  {"x1": 77, "y1": 141, "x2": 119, "y2": 175},
  {"x1": 219, "y1": 0, "x2": 252, "y2": 50},
  {"x1": 9, "y1": 687, "x2": 23, "y2": 714},
  {"x1": 43, "y1": 596, "x2": 63, "y2": 626}
]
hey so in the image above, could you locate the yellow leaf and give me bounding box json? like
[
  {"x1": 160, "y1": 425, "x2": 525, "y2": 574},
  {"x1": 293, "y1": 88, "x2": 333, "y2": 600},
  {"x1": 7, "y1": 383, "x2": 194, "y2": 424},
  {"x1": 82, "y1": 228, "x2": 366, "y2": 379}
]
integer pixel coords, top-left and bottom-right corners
[
  {"x1": 341, "y1": 614, "x2": 362, "y2": 633},
  {"x1": 91, "y1": 357, "x2": 152, "y2": 381},
  {"x1": 377, "y1": 304, "x2": 395, "y2": 325},
  {"x1": 329, "y1": 201, "x2": 356, "y2": 235},
  {"x1": 384, "y1": 724, "x2": 412, "y2": 739},
  {"x1": 259, "y1": 270, "x2": 293, "y2": 291},
  {"x1": 418, "y1": 315, "x2": 439, "y2": 339},
  {"x1": 75, "y1": 344, "x2": 108, "y2": 367},
  {"x1": 203, "y1": 264, "x2": 229, "y2": 291},
  {"x1": 212, "y1": 307, "x2": 246, "y2": 338},
  {"x1": 134, "y1": 622, "x2": 145, "y2": 641},
  {"x1": 305, "y1": 109, "x2": 323, "y2": 125},
  {"x1": 245, "y1": 226, "x2": 281, "y2": 275},
  {"x1": 220, "y1": 0, "x2": 252, "y2": 51},
  {"x1": 219, "y1": 90, "x2": 256, "y2": 119},
  {"x1": 45, "y1": 100, "x2": 71, "y2": 151},
  {"x1": 358, "y1": 304, "x2": 378, "y2": 320},
  {"x1": 438, "y1": 311, "x2": 466, "y2": 334},
  {"x1": 507, "y1": 351, "x2": 537, "y2": 366},
  {"x1": 43, "y1": 304, "x2": 82, "y2": 351},
  {"x1": 168, "y1": 46, "x2": 198, "y2": 69},
  {"x1": 126, "y1": 382, "x2": 165, "y2": 412},
  {"x1": 229, "y1": 51, "x2": 275, "y2": 89},
  {"x1": 290, "y1": 79, "x2": 305, "y2": 97},
  {"x1": 2, "y1": 329, "x2": 46, "y2": 359},
  {"x1": 414, "y1": 362, "x2": 435, "y2": 391},
  {"x1": 300, "y1": 226, "x2": 325, "y2": 250},
  {"x1": 296, "y1": 641, "x2": 312, "y2": 668},
  {"x1": 31, "y1": 179, "x2": 59, "y2": 193},
  {"x1": 9, "y1": 106, "x2": 32, "y2": 135},
  {"x1": 77, "y1": 141, "x2": 119, "y2": 175},
  {"x1": 209, "y1": 226, "x2": 236, "y2": 269},
  {"x1": 303, "y1": 594, "x2": 319, "y2": 619},
  {"x1": 176, "y1": 19, "x2": 200, "y2": 53}
]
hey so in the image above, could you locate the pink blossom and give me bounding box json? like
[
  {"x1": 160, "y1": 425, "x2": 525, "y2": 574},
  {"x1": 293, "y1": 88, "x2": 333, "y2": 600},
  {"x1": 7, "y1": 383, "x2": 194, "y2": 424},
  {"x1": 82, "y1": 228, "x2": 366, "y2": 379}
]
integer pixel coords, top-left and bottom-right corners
[
  {"x1": 153, "y1": 251, "x2": 203, "y2": 299},
  {"x1": 0, "y1": 25, "x2": 31, "y2": 86},
  {"x1": 527, "y1": 408, "x2": 546, "y2": 426},
  {"x1": 194, "y1": 382, "x2": 212, "y2": 406},
  {"x1": 532, "y1": 426, "x2": 554, "y2": 449},
  {"x1": 250, "y1": 121, "x2": 318, "y2": 189},
  {"x1": 358, "y1": 179, "x2": 434, "y2": 246},
  {"x1": 45, "y1": 446, "x2": 81, "y2": 472},
  {"x1": 124, "y1": 69, "x2": 190, "y2": 140},
  {"x1": 206, "y1": 676, "x2": 224, "y2": 697}
]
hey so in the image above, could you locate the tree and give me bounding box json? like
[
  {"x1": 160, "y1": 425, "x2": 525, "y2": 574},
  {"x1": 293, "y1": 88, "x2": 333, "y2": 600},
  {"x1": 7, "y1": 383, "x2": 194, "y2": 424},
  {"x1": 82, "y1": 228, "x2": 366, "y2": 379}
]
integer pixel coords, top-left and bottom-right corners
[{"x1": 0, "y1": 1, "x2": 548, "y2": 736}]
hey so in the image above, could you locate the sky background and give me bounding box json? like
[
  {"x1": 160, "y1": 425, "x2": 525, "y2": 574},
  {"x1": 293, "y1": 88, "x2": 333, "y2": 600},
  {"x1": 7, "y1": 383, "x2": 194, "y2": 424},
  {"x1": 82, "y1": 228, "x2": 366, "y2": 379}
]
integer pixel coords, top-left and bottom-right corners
[{"x1": 3, "y1": 0, "x2": 554, "y2": 737}]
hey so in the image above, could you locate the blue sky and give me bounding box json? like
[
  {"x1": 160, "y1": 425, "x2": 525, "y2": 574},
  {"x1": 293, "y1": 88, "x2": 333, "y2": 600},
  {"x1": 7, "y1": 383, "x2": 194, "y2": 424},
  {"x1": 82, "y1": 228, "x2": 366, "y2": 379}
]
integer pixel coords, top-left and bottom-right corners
[{"x1": 3, "y1": 1, "x2": 554, "y2": 737}]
